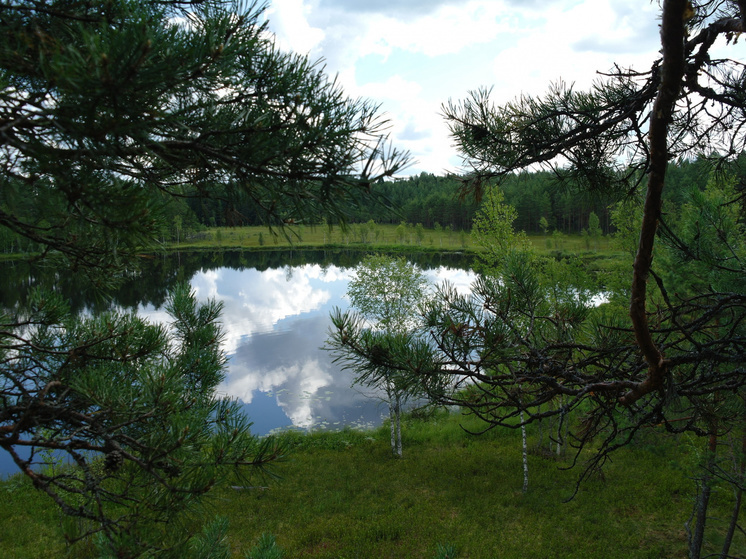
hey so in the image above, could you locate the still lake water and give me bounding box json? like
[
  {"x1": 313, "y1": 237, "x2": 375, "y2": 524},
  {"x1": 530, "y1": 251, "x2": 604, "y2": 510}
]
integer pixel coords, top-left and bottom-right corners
[
  {"x1": 148, "y1": 251, "x2": 474, "y2": 435},
  {"x1": 0, "y1": 250, "x2": 475, "y2": 474}
]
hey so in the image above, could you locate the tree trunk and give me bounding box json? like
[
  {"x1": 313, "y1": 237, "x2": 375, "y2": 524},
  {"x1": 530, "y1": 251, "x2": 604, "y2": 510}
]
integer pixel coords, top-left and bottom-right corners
[
  {"x1": 622, "y1": 0, "x2": 687, "y2": 406},
  {"x1": 537, "y1": 405, "x2": 544, "y2": 452},
  {"x1": 520, "y1": 409, "x2": 529, "y2": 493},
  {"x1": 689, "y1": 432, "x2": 718, "y2": 559},
  {"x1": 720, "y1": 429, "x2": 746, "y2": 559},
  {"x1": 556, "y1": 399, "x2": 567, "y2": 457},
  {"x1": 389, "y1": 402, "x2": 396, "y2": 455},
  {"x1": 395, "y1": 393, "x2": 403, "y2": 458}
]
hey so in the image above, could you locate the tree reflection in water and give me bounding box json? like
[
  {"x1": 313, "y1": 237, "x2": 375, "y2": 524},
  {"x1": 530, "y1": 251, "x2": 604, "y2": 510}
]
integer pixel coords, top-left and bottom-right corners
[{"x1": 0, "y1": 250, "x2": 474, "y2": 437}]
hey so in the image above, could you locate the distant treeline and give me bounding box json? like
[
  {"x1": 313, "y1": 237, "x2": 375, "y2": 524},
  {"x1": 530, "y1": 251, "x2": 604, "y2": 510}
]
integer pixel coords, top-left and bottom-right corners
[
  {"x1": 183, "y1": 156, "x2": 728, "y2": 234},
  {"x1": 1, "y1": 156, "x2": 739, "y2": 254},
  {"x1": 360, "y1": 156, "x2": 723, "y2": 235},
  {"x1": 367, "y1": 155, "x2": 745, "y2": 235}
]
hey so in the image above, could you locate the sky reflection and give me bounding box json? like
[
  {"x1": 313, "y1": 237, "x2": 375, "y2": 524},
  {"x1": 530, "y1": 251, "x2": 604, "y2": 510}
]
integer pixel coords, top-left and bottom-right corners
[{"x1": 138, "y1": 262, "x2": 474, "y2": 435}]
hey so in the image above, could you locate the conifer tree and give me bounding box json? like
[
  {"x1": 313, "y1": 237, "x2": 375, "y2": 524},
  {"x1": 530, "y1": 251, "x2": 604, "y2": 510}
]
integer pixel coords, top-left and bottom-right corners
[
  {"x1": 0, "y1": 0, "x2": 408, "y2": 281},
  {"x1": 330, "y1": 2, "x2": 746, "y2": 553},
  {"x1": 0, "y1": 0, "x2": 409, "y2": 554}
]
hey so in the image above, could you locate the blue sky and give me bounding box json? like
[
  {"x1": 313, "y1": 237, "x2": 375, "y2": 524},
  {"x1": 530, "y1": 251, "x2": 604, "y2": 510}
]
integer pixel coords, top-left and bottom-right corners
[{"x1": 262, "y1": 0, "x2": 678, "y2": 176}]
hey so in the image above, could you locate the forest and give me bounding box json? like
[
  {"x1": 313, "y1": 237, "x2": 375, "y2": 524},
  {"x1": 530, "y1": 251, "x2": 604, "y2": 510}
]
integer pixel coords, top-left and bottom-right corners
[
  {"x1": 82, "y1": 156, "x2": 745, "y2": 235},
  {"x1": 1, "y1": 0, "x2": 746, "y2": 558},
  {"x1": 0, "y1": 155, "x2": 732, "y2": 255}
]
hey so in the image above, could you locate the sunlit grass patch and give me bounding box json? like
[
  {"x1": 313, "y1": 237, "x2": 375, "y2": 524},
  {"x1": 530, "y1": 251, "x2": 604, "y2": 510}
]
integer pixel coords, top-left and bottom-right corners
[
  {"x1": 3, "y1": 409, "x2": 737, "y2": 558},
  {"x1": 215, "y1": 410, "x2": 704, "y2": 558}
]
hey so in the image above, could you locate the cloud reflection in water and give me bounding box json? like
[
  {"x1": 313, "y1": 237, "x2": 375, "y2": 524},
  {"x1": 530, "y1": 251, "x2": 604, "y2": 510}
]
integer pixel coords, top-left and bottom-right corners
[{"x1": 139, "y1": 262, "x2": 474, "y2": 435}]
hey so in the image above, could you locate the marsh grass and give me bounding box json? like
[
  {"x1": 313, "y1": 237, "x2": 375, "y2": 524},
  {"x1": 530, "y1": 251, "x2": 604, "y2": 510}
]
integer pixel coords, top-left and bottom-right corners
[
  {"x1": 2, "y1": 409, "x2": 729, "y2": 558},
  {"x1": 0, "y1": 474, "x2": 69, "y2": 558},
  {"x1": 172, "y1": 225, "x2": 618, "y2": 257},
  {"x1": 215, "y1": 410, "x2": 721, "y2": 558}
]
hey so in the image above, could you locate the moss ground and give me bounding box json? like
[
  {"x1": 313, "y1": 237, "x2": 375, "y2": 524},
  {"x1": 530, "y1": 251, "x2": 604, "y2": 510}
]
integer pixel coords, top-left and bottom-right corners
[{"x1": 3, "y1": 410, "x2": 742, "y2": 558}]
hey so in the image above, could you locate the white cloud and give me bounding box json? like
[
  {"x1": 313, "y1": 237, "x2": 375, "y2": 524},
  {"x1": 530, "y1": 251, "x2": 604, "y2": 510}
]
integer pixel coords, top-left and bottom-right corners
[
  {"x1": 357, "y1": 74, "x2": 422, "y2": 101},
  {"x1": 265, "y1": 0, "x2": 325, "y2": 54},
  {"x1": 352, "y1": 3, "x2": 508, "y2": 59},
  {"x1": 185, "y1": 265, "x2": 333, "y2": 354},
  {"x1": 263, "y1": 0, "x2": 670, "y2": 175},
  {"x1": 426, "y1": 267, "x2": 476, "y2": 294},
  {"x1": 318, "y1": 0, "x2": 456, "y2": 18},
  {"x1": 488, "y1": 1, "x2": 661, "y2": 104}
]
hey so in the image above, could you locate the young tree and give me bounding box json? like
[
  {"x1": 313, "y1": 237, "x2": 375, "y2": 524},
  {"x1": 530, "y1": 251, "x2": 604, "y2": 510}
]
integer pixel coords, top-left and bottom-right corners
[
  {"x1": 587, "y1": 211, "x2": 601, "y2": 250},
  {"x1": 0, "y1": 0, "x2": 410, "y2": 554},
  {"x1": 333, "y1": 1, "x2": 746, "y2": 553},
  {"x1": 328, "y1": 255, "x2": 431, "y2": 457},
  {"x1": 414, "y1": 222, "x2": 426, "y2": 245},
  {"x1": 395, "y1": 221, "x2": 408, "y2": 244},
  {"x1": 470, "y1": 186, "x2": 530, "y2": 267},
  {"x1": 440, "y1": 0, "x2": 746, "y2": 440},
  {"x1": 539, "y1": 216, "x2": 549, "y2": 235},
  {"x1": 474, "y1": 189, "x2": 598, "y2": 489}
]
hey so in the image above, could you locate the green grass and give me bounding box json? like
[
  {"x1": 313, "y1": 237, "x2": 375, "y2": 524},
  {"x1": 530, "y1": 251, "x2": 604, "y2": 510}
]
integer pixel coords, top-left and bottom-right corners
[
  {"x1": 220, "y1": 410, "x2": 741, "y2": 558},
  {"x1": 216, "y1": 413, "x2": 695, "y2": 558},
  {"x1": 0, "y1": 474, "x2": 71, "y2": 558},
  {"x1": 1, "y1": 225, "x2": 626, "y2": 271},
  {"x1": 3, "y1": 409, "x2": 741, "y2": 558},
  {"x1": 168, "y1": 225, "x2": 620, "y2": 256},
  {"x1": 170, "y1": 224, "x2": 470, "y2": 252},
  {"x1": 164, "y1": 225, "x2": 629, "y2": 282}
]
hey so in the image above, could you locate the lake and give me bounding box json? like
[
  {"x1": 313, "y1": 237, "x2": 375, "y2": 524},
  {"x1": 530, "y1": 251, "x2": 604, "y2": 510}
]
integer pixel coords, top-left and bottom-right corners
[{"x1": 0, "y1": 249, "x2": 475, "y2": 474}]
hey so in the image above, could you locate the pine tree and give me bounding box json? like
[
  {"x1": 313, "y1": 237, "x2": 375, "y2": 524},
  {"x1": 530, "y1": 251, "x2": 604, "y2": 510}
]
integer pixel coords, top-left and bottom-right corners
[
  {"x1": 0, "y1": 0, "x2": 409, "y2": 554},
  {"x1": 0, "y1": 0, "x2": 408, "y2": 284},
  {"x1": 330, "y1": 2, "x2": 746, "y2": 552}
]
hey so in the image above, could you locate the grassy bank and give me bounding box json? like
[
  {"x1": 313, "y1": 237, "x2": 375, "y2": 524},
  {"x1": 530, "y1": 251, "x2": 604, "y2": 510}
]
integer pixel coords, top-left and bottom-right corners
[
  {"x1": 0, "y1": 225, "x2": 623, "y2": 269},
  {"x1": 168, "y1": 224, "x2": 616, "y2": 255},
  {"x1": 166, "y1": 224, "x2": 625, "y2": 282},
  {"x1": 3, "y1": 409, "x2": 737, "y2": 558},
  {"x1": 165, "y1": 225, "x2": 625, "y2": 278}
]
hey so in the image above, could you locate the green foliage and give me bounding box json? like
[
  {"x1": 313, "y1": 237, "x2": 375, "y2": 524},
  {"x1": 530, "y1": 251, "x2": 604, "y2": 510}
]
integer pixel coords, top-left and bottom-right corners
[
  {"x1": 188, "y1": 517, "x2": 232, "y2": 559},
  {"x1": 395, "y1": 221, "x2": 407, "y2": 243},
  {"x1": 344, "y1": 254, "x2": 430, "y2": 334},
  {"x1": 437, "y1": 2, "x2": 746, "y2": 551},
  {"x1": 587, "y1": 211, "x2": 601, "y2": 238},
  {"x1": 245, "y1": 533, "x2": 285, "y2": 559},
  {"x1": 471, "y1": 186, "x2": 531, "y2": 270},
  {"x1": 171, "y1": 158, "x2": 710, "y2": 237},
  {"x1": 329, "y1": 254, "x2": 435, "y2": 456},
  {"x1": 415, "y1": 222, "x2": 426, "y2": 245},
  {"x1": 0, "y1": 0, "x2": 408, "y2": 283},
  {"x1": 552, "y1": 229, "x2": 566, "y2": 249},
  {"x1": 434, "y1": 542, "x2": 459, "y2": 559},
  {"x1": 440, "y1": 0, "x2": 745, "y2": 438},
  {"x1": 659, "y1": 173, "x2": 745, "y2": 295},
  {"x1": 2, "y1": 283, "x2": 282, "y2": 555},
  {"x1": 539, "y1": 216, "x2": 549, "y2": 235},
  {"x1": 585, "y1": 211, "x2": 602, "y2": 250},
  {"x1": 0, "y1": 0, "x2": 412, "y2": 553}
]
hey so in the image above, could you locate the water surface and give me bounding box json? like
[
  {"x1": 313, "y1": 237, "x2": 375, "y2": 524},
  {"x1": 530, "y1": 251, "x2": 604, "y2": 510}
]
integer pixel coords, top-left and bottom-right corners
[{"x1": 0, "y1": 250, "x2": 475, "y2": 446}]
